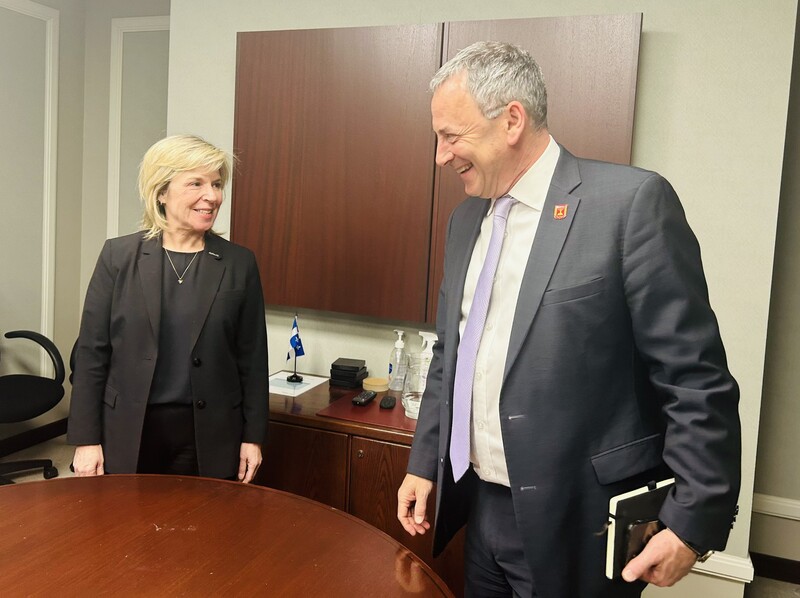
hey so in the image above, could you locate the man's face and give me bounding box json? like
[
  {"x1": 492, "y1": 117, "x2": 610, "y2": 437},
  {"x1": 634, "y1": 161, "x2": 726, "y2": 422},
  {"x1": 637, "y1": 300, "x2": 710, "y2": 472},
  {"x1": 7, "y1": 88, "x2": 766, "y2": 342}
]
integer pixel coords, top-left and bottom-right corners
[{"x1": 431, "y1": 74, "x2": 511, "y2": 200}]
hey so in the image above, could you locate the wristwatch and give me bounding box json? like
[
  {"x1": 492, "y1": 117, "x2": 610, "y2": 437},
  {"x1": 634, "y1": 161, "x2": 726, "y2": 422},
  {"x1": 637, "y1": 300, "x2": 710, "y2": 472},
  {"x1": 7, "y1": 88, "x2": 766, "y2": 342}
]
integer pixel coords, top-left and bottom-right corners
[
  {"x1": 691, "y1": 544, "x2": 715, "y2": 563},
  {"x1": 676, "y1": 534, "x2": 714, "y2": 562}
]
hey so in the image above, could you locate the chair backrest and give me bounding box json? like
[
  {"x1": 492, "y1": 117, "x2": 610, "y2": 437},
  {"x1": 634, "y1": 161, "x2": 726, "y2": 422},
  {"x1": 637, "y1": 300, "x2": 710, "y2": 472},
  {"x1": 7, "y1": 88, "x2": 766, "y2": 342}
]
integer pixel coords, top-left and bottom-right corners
[{"x1": 0, "y1": 330, "x2": 66, "y2": 423}]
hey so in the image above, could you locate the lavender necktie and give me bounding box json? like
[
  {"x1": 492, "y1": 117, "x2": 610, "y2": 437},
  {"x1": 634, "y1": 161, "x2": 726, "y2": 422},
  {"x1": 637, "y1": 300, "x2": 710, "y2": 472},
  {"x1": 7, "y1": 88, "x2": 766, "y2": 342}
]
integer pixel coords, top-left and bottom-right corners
[{"x1": 450, "y1": 194, "x2": 516, "y2": 482}]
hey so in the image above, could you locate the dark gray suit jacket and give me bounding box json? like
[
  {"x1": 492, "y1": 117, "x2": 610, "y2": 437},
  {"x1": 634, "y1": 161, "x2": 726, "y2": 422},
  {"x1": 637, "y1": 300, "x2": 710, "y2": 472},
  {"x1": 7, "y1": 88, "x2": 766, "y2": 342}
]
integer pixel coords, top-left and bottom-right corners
[
  {"x1": 67, "y1": 232, "x2": 269, "y2": 478},
  {"x1": 407, "y1": 147, "x2": 741, "y2": 597}
]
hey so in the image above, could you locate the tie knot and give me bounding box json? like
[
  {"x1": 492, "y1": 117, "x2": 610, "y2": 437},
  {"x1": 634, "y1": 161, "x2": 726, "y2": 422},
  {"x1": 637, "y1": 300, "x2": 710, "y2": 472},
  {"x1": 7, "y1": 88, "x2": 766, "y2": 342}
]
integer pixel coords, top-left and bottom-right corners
[{"x1": 493, "y1": 194, "x2": 516, "y2": 220}]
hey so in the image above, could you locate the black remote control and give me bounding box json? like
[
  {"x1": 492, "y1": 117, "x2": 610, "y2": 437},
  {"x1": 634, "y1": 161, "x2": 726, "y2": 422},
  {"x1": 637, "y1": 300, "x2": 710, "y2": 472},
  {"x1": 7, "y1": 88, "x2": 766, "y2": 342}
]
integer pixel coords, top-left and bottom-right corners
[{"x1": 352, "y1": 390, "x2": 377, "y2": 406}]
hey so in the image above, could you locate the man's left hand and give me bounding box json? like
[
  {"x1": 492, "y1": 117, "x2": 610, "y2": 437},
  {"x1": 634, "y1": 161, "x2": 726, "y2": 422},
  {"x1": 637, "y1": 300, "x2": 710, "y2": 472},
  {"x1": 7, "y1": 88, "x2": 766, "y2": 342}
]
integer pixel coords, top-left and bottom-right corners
[
  {"x1": 621, "y1": 528, "x2": 698, "y2": 587},
  {"x1": 238, "y1": 442, "x2": 262, "y2": 483}
]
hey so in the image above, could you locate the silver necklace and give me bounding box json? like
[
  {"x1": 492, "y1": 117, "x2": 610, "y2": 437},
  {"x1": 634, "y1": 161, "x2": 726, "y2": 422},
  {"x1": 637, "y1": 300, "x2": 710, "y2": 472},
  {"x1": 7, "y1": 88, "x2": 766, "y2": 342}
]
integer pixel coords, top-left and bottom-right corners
[{"x1": 164, "y1": 248, "x2": 200, "y2": 284}]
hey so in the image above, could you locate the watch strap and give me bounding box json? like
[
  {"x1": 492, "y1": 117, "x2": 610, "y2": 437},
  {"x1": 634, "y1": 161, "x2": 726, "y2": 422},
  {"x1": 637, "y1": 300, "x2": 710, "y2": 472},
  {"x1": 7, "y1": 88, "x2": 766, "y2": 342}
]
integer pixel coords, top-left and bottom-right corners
[{"x1": 674, "y1": 532, "x2": 714, "y2": 562}]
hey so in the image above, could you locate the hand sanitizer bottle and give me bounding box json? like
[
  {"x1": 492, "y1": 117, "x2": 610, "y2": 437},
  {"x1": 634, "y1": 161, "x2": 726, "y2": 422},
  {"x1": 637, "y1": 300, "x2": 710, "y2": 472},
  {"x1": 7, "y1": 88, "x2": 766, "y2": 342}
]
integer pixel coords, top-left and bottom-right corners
[
  {"x1": 388, "y1": 329, "x2": 408, "y2": 392},
  {"x1": 418, "y1": 331, "x2": 438, "y2": 382}
]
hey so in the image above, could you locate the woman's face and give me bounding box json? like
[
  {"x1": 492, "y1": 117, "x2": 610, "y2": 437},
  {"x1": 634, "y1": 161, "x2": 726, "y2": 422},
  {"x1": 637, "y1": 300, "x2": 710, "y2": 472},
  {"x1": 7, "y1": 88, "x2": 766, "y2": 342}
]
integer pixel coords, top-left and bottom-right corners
[{"x1": 160, "y1": 169, "x2": 223, "y2": 236}]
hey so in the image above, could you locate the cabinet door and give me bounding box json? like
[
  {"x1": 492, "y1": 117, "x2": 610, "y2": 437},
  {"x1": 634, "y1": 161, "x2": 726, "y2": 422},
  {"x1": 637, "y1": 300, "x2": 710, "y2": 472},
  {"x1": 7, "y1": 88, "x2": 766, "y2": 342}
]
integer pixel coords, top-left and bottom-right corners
[
  {"x1": 257, "y1": 421, "x2": 349, "y2": 511},
  {"x1": 233, "y1": 25, "x2": 441, "y2": 322},
  {"x1": 349, "y1": 437, "x2": 465, "y2": 596}
]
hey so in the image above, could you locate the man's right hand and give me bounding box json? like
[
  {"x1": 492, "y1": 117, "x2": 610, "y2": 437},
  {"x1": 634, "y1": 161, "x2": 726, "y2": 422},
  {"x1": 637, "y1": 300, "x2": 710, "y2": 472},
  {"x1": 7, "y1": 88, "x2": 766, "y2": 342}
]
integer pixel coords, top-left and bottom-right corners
[
  {"x1": 397, "y1": 473, "x2": 433, "y2": 536},
  {"x1": 72, "y1": 444, "x2": 105, "y2": 476}
]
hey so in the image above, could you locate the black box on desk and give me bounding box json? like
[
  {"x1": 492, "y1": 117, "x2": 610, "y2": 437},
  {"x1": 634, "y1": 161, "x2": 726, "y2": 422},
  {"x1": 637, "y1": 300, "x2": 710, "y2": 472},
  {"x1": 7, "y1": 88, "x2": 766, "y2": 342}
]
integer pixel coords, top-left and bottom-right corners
[
  {"x1": 330, "y1": 366, "x2": 367, "y2": 380},
  {"x1": 330, "y1": 368, "x2": 368, "y2": 387},
  {"x1": 330, "y1": 358, "x2": 368, "y2": 388},
  {"x1": 331, "y1": 358, "x2": 366, "y2": 372}
]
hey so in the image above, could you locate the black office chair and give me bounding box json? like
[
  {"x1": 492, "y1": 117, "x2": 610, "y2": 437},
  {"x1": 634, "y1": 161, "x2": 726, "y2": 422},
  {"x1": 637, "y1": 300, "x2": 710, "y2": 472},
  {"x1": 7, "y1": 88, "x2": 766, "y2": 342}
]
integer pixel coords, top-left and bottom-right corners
[{"x1": 0, "y1": 330, "x2": 66, "y2": 484}]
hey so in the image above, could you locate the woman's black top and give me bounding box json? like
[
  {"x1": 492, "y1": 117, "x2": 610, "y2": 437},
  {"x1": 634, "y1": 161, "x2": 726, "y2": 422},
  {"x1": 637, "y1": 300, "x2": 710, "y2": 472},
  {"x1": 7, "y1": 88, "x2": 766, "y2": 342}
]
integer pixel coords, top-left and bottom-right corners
[{"x1": 147, "y1": 249, "x2": 204, "y2": 405}]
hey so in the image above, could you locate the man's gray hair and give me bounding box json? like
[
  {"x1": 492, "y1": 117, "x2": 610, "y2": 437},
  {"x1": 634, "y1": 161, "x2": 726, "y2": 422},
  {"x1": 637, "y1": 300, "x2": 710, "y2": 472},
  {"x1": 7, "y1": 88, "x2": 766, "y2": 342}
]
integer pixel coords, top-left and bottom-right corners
[{"x1": 430, "y1": 41, "x2": 548, "y2": 129}]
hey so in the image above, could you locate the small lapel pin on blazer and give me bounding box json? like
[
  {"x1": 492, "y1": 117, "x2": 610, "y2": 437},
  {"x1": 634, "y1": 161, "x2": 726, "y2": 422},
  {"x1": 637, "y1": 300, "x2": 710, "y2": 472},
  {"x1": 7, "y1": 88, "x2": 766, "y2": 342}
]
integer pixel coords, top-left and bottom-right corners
[
  {"x1": 554, "y1": 204, "x2": 568, "y2": 220},
  {"x1": 208, "y1": 251, "x2": 221, "y2": 260}
]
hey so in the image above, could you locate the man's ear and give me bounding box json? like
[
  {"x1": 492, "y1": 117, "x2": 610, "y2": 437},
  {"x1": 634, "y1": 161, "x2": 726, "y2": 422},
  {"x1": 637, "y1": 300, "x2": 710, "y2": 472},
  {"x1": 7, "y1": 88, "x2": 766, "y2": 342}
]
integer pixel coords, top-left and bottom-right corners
[{"x1": 505, "y1": 101, "x2": 527, "y2": 145}]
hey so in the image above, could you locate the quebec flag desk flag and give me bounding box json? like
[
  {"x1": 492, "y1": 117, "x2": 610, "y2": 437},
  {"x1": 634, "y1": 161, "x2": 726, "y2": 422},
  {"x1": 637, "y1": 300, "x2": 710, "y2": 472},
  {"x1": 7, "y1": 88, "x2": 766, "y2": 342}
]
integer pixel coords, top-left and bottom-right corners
[{"x1": 286, "y1": 315, "x2": 304, "y2": 383}]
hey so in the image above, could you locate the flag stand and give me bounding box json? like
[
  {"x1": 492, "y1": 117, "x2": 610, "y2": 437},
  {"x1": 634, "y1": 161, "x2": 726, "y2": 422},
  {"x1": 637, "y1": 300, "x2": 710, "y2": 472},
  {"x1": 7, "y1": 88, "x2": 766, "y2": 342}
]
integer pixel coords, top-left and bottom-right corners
[
  {"x1": 287, "y1": 313, "x2": 304, "y2": 383},
  {"x1": 287, "y1": 357, "x2": 303, "y2": 383}
]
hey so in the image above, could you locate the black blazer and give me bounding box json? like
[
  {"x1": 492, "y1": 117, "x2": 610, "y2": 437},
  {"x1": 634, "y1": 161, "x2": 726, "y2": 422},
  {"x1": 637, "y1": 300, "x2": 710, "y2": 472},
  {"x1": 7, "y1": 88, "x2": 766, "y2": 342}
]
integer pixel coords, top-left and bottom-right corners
[
  {"x1": 67, "y1": 232, "x2": 269, "y2": 478},
  {"x1": 407, "y1": 148, "x2": 741, "y2": 597}
]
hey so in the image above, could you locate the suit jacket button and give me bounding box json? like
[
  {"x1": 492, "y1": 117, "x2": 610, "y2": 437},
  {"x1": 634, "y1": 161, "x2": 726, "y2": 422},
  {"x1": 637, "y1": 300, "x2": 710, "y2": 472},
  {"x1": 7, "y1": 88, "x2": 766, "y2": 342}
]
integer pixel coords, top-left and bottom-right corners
[
  {"x1": 196, "y1": 400, "x2": 206, "y2": 409},
  {"x1": 192, "y1": 357, "x2": 202, "y2": 366}
]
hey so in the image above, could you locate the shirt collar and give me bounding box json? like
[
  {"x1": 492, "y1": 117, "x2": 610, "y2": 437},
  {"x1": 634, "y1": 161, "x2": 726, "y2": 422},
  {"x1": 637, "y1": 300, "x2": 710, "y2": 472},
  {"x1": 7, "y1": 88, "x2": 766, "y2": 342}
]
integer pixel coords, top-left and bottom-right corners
[{"x1": 489, "y1": 135, "x2": 560, "y2": 214}]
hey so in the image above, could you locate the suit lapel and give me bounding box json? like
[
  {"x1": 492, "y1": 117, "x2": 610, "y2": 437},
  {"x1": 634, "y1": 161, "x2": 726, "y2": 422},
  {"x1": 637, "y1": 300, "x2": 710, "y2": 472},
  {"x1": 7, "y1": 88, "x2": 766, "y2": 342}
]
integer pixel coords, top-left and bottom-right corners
[
  {"x1": 138, "y1": 236, "x2": 163, "y2": 342},
  {"x1": 505, "y1": 148, "x2": 582, "y2": 380},
  {"x1": 190, "y1": 234, "x2": 226, "y2": 351}
]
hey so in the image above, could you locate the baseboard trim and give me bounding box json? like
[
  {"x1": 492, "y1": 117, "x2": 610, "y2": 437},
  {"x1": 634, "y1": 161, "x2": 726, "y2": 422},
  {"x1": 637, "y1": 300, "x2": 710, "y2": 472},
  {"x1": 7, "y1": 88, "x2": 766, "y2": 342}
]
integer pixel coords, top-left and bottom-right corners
[
  {"x1": 0, "y1": 418, "x2": 67, "y2": 458},
  {"x1": 693, "y1": 552, "x2": 754, "y2": 583},
  {"x1": 752, "y1": 493, "x2": 800, "y2": 521},
  {"x1": 750, "y1": 552, "x2": 800, "y2": 585}
]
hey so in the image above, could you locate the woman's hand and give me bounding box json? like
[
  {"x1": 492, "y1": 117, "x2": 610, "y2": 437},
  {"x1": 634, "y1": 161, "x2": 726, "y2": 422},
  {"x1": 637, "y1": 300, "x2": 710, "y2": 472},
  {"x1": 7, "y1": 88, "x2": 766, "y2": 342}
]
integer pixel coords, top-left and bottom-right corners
[
  {"x1": 238, "y1": 442, "x2": 262, "y2": 483},
  {"x1": 73, "y1": 444, "x2": 105, "y2": 476}
]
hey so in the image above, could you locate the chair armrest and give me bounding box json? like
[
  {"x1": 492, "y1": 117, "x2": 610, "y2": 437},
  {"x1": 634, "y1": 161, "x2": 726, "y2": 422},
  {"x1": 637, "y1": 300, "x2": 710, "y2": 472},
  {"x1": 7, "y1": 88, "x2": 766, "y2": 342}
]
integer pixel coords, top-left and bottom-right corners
[{"x1": 4, "y1": 330, "x2": 66, "y2": 385}]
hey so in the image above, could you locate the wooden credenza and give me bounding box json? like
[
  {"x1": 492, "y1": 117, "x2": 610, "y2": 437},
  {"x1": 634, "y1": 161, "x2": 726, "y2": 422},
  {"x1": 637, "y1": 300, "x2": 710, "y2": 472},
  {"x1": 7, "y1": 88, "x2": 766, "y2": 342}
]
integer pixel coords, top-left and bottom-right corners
[{"x1": 258, "y1": 383, "x2": 465, "y2": 596}]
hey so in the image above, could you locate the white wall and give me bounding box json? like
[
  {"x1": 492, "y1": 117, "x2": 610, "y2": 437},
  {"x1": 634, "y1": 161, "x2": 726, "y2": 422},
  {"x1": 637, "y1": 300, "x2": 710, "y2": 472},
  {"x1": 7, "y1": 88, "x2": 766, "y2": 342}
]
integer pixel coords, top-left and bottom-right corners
[
  {"x1": 79, "y1": 0, "x2": 170, "y2": 296},
  {"x1": 751, "y1": 3, "x2": 800, "y2": 560},
  {"x1": 0, "y1": 3, "x2": 48, "y2": 371},
  {"x1": 167, "y1": 1, "x2": 799, "y2": 594},
  {"x1": 116, "y1": 27, "x2": 170, "y2": 236},
  {"x1": 0, "y1": 0, "x2": 84, "y2": 433}
]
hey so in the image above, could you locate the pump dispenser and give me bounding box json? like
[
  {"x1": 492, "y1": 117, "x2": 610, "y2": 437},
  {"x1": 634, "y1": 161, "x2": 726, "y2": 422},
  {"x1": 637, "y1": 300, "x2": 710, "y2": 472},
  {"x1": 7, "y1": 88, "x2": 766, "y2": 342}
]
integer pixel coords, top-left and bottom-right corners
[
  {"x1": 388, "y1": 329, "x2": 408, "y2": 392},
  {"x1": 418, "y1": 331, "x2": 438, "y2": 381}
]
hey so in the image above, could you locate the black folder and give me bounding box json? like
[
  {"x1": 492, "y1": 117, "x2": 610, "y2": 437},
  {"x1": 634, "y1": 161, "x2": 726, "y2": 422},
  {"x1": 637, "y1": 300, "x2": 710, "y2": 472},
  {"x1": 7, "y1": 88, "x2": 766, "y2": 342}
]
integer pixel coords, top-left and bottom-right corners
[{"x1": 605, "y1": 478, "x2": 675, "y2": 579}]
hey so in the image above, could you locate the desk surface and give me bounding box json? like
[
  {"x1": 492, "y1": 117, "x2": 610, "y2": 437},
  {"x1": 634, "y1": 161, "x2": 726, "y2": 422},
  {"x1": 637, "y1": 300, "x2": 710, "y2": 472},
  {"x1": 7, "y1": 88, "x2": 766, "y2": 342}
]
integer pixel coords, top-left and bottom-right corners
[
  {"x1": 0, "y1": 475, "x2": 452, "y2": 597},
  {"x1": 269, "y1": 383, "x2": 417, "y2": 445}
]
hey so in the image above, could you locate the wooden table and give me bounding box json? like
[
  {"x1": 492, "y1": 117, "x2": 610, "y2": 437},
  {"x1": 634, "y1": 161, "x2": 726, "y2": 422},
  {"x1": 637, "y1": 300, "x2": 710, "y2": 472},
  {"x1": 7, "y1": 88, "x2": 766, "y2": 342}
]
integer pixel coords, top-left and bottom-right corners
[{"x1": 0, "y1": 475, "x2": 453, "y2": 597}]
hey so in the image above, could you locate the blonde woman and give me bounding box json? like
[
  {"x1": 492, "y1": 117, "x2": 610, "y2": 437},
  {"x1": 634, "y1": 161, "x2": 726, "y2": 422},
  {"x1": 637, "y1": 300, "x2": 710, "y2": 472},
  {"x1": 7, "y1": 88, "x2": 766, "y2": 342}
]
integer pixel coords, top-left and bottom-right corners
[{"x1": 68, "y1": 134, "x2": 268, "y2": 482}]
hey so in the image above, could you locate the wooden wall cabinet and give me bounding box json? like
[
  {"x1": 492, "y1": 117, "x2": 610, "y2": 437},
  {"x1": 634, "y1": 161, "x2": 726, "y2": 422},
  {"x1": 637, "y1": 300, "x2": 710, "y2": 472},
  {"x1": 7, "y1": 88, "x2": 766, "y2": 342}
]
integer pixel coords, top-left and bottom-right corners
[
  {"x1": 233, "y1": 16, "x2": 641, "y2": 323},
  {"x1": 233, "y1": 25, "x2": 441, "y2": 322}
]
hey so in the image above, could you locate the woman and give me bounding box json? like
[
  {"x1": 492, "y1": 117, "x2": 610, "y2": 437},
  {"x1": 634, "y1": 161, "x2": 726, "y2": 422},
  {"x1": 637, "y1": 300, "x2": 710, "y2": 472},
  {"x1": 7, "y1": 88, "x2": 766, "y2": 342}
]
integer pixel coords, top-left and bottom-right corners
[{"x1": 68, "y1": 134, "x2": 268, "y2": 482}]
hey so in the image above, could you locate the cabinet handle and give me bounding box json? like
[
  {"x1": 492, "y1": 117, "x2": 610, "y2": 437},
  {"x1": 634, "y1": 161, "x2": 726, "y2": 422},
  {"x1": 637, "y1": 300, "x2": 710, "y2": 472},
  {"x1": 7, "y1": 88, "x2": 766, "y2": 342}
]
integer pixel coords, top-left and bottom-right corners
[{"x1": 357, "y1": 450, "x2": 365, "y2": 459}]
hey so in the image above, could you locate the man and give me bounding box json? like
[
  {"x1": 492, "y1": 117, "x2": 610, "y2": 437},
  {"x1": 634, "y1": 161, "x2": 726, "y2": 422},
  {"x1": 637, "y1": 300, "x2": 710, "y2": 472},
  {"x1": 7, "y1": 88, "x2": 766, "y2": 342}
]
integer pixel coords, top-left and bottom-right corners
[{"x1": 397, "y1": 41, "x2": 740, "y2": 597}]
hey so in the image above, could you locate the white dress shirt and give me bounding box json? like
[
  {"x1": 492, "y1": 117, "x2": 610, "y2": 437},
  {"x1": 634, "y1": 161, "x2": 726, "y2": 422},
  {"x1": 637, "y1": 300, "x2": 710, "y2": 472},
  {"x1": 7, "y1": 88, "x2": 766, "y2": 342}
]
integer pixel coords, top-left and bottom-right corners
[{"x1": 458, "y1": 136, "x2": 560, "y2": 486}]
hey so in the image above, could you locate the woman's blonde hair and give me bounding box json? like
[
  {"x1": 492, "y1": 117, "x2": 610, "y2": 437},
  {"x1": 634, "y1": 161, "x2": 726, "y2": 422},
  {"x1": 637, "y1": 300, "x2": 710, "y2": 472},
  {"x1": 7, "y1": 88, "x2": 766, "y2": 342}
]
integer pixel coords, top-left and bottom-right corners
[{"x1": 139, "y1": 134, "x2": 233, "y2": 239}]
